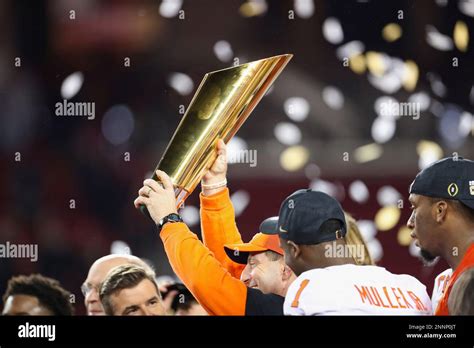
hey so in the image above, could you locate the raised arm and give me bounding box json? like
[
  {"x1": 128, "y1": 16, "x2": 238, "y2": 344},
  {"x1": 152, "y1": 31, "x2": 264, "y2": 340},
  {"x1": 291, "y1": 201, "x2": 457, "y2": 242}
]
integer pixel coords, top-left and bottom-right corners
[
  {"x1": 199, "y1": 189, "x2": 245, "y2": 279},
  {"x1": 134, "y1": 170, "x2": 248, "y2": 315},
  {"x1": 200, "y1": 139, "x2": 245, "y2": 278},
  {"x1": 159, "y1": 221, "x2": 247, "y2": 315}
]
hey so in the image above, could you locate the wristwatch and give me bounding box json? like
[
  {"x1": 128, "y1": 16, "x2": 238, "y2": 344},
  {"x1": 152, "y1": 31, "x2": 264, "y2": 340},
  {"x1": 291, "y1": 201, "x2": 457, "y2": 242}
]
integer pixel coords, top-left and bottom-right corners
[{"x1": 157, "y1": 213, "x2": 183, "y2": 232}]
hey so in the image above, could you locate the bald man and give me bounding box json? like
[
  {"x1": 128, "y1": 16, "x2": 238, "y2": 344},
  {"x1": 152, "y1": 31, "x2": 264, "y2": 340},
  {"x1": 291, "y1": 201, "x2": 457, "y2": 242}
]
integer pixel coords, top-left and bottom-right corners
[{"x1": 82, "y1": 254, "x2": 153, "y2": 315}]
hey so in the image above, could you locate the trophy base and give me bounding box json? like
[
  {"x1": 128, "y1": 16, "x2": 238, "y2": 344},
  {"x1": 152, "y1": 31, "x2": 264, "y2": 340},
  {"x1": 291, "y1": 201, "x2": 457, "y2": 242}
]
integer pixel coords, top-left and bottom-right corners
[{"x1": 175, "y1": 187, "x2": 190, "y2": 209}]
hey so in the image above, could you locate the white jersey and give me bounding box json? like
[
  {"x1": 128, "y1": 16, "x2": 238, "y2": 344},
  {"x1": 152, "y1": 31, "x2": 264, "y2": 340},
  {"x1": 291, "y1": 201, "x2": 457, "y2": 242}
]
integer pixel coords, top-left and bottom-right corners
[
  {"x1": 431, "y1": 268, "x2": 452, "y2": 312},
  {"x1": 284, "y1": 264, "x2": 432, "y2": 315}
]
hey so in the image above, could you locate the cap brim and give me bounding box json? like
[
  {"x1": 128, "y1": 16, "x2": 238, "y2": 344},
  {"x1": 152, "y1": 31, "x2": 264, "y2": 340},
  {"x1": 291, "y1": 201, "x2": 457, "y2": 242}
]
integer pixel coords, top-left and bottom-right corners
[
  {"x1": 224, "y1": 243, "x2": 268, "y2": 264},
  {"x1": 259, "y1": 216, "x2": 279, "y2": 235},
  {"x1": 460, "y1": 199, "x2": 474, "y2": 209}
]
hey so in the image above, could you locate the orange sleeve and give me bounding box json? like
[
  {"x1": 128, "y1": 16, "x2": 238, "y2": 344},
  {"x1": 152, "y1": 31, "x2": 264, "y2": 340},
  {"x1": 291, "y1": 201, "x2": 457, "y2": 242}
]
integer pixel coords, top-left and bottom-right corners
[
  {"x1": 199, "y1": 188, "x2": 245, "y2": 279},
  {"x1": 160, "y1": 221, "x2": 247, "y2": 315}
]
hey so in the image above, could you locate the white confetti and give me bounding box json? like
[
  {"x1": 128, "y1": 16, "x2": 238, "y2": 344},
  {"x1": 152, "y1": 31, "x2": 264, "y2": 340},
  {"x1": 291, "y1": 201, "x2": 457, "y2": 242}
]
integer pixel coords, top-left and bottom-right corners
[
  {"x1": 294, "y1": 0, "x2": 315, "y2": 18},
  {"x1": 322, "y1": 86, "x2": 344, "y2": 110},
  {"x1": 168, "y1": 72, "x2": 194, "y2": 95},
  {"x1": 159, "y1": 0, "x2": 183, "y2": 18},
  {"x1": 371, "y1": 117, "x2": 396, "y2": 143},
  {"x1": 459, "y1": 0, "x2": 474, "y2": 17},
  {"x1": 274, "y1": 122, "x2": 302, "y2": 145},
  {"x1": 231, "y1": 190, "x2": 250, "y2": 216},
  {"x1": 348, "y1": 180, "x2": 369, "y2": 204},
  {"x1": 426, "y1": 25, "x2": 454, "y2": 51},
  {"x1": 181, "y1": 205, "x2": 199, "y2": 226},
  {"x1": 322, "y1": 17, "x2": 344, "y2": 44},
  {"x1": 336, "y1": 41, "x2": 365, "y2": 60},
  {"x1": 284, "y1": 97, "x2": 310, "y2": 122},
  {"x1": 213, "y1": 40, "x2": 233, "y2": 62},
  {"x1": 61, "y1": 72, "x2": 84, "y2": 100}
]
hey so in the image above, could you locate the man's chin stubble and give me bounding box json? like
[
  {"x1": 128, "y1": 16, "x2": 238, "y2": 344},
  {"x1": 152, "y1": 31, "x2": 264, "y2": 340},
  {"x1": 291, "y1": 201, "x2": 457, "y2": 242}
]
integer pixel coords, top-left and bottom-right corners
[{"x1": 419, "y1": 249, "x2": 439, "y2": 266}]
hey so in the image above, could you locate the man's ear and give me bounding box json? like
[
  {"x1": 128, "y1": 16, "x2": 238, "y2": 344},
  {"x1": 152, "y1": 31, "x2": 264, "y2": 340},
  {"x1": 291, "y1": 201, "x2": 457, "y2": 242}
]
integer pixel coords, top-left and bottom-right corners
[
  {"x1": 434, "y1": 200, "x2": 448, "y2": 223},
  {"x1": 281, "y1": 263, "x2": 294, "y2": 281},
  {"x1": 288, "y1": 240, "x2": 300, "y2": 259}
]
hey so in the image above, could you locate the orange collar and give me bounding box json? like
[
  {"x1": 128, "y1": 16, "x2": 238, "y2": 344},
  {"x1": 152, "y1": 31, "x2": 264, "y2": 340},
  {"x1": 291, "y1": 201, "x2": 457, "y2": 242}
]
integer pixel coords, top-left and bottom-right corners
[{"x1": 435, "y1": 243, "x2": 474, "y2": 315}]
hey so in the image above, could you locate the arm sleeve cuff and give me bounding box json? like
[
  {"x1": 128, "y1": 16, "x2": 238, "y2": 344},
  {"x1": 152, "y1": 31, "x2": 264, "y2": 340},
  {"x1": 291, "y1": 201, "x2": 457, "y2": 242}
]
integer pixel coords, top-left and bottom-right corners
[{"x1": 199, "y1": 188, "x2": 231, "y2": 211}]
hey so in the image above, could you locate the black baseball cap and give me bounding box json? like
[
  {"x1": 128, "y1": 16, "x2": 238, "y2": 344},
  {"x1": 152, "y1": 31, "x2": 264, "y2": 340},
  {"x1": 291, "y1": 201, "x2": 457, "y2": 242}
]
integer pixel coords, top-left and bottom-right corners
[
  {"x1": 409, "y1": 157, "x2": 474, "y2": 209},
  {"x1": 259, "y1": 216, "x2": 279, "y2": 234},
  {"x1": 261, "y1": 189, "x2": 347, "y2": 245}
]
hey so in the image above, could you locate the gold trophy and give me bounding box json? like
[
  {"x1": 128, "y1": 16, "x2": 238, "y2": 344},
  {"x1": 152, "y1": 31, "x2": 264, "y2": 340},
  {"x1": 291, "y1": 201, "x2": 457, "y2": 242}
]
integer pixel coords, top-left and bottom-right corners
[{"x1": 140, "y1": 54, "x2": 293, "y2": 218}]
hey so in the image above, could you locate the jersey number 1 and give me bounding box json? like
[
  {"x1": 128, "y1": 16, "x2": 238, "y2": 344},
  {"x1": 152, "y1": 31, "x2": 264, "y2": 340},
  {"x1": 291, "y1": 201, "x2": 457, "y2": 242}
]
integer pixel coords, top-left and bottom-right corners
[{"x1": 291, "y1": 279, "x2": 310, "y2": 308}]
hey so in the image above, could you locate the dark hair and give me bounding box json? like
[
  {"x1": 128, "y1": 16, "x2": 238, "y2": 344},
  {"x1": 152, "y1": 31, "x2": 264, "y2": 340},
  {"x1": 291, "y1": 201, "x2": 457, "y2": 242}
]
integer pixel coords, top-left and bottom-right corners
[
  {"x1": 162, "y1": 283, "x2": 198, "y2": 312},
  {"x1": 99, "y1": 264, "x2": 160, "y2": 315},
  {"x1": 2, "y1": 274, "x2": 74, "y2": 315}
]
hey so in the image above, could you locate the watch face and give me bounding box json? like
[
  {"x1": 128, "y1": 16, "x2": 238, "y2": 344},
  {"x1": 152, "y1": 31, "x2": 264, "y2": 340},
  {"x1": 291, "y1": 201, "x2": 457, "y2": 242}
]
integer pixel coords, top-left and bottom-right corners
[
  {"x1": 169, "y1": 214, "x2": 181, "y2": 222},
  {"x1": 159, "y1": 214, "x2": 183, "y2": 230},
  {"x1": 167, "y1": 213, "x2": 183, "y2": 223}
]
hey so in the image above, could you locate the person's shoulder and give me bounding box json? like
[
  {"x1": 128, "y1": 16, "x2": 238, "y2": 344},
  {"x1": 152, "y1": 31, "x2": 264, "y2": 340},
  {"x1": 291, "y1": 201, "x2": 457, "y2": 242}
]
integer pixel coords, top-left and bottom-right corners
[
  {"x1": 370, "y1": 266, "x2": 429, "y2": 291},
  {"x1": 298, "y1": 268, "x2": 328, "y2": 278},
  {"x1": 298, "y1": 264, "x2": 352, "y2": 277},
  {"x1": 292, "y1": 266, "x2": 355, "y2": 291},
  {"x1": 315, "y1": 264, "x2": 380, "y2": 278},
  {"x1": 435, "y1": 268, "x2": 453, "y2": 280},
  {"x1": 432, "y1": 268, "x2": 453, "y2": 291}
]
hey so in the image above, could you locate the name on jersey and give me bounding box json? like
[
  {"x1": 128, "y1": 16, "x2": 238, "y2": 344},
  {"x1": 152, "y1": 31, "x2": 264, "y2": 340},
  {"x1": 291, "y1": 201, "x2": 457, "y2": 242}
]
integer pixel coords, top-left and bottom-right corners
[{"x1": 354, "y1": 285, "x2": 428, "y2": 311}]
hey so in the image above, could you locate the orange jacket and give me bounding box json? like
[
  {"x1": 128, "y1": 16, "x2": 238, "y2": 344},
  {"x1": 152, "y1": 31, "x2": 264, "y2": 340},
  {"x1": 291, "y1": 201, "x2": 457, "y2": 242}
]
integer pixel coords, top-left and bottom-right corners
[
  {"x1": 435, "y1": 243, "x2": 474, "y2": 315},
  {"x1": 160, "y1": 188, "x2": 284, "y2": 315},
  {"x1": 199, "y1": 188, "x2": 245, "y2": 279}
]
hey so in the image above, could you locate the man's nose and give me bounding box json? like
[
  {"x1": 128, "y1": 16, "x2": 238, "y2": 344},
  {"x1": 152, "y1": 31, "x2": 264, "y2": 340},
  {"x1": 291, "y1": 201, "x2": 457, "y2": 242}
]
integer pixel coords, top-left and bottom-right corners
[
  {"x1": 86, "y1": 287, "x2": 99, "y2": 303},
  {"x1": 240, "y1": 265, "x2": 251, "y2": 285},
  {"x1": 143, "y1": 306, "x2": 155, "y2": 316},
  {"x1": 406, "y1": 211, "x2": 415, "y2": 229}
]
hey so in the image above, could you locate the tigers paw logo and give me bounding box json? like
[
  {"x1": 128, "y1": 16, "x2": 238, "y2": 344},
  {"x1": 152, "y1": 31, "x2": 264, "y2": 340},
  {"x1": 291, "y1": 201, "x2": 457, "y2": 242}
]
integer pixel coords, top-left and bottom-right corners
[{"x1": 447, "y1": 183, "x2": 459, "y2": 197}]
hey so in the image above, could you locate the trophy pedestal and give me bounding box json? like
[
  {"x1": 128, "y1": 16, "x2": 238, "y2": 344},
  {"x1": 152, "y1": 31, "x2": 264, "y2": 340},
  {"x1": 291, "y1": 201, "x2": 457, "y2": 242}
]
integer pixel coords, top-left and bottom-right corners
[{"x1": 175, "y1": 187, "x2": 190, "y2": 209}]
